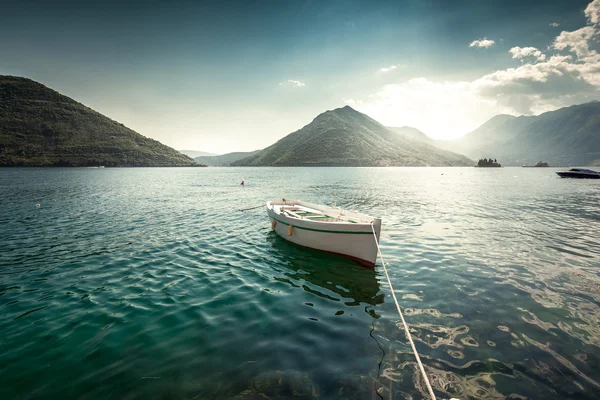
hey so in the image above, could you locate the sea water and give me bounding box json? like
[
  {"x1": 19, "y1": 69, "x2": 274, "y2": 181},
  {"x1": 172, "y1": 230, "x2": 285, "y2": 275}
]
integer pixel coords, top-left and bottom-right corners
[{"x1": 1, "y1": 167, "x2": 599, "y2": 399}]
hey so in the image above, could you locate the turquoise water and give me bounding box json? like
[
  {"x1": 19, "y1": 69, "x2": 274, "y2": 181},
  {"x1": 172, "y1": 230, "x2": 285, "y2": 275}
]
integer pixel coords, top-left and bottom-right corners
[{"x1": 1, "y1": 167, "x2": 599, "y2": 399}]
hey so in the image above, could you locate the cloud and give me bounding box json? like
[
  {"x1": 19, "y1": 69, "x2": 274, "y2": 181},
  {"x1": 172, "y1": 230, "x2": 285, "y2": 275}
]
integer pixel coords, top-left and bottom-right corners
[
  {"x1": 379, "y1": 65, "x2": 399, "y2": 72},
  {"x1": 509, "y1": 46, "x2": 546, "y2": 61},
  {"x1": 550, "y1": 22, "x2": 560, "y2": 27},
  {"x1": 461, "y1": 33, "x2": 600, "y2": 113},
  {"x1": 585, "y1": 0, "x2": 600, "y2": 24},
  {"x1": 471, "y1": 53, "x2": 599, "y2": 113},
  {"x1": 469, "y1": 38, "x2": 495, "y2": 48},
  {"x1": 348, "y1": 0, "x2": 600, "y2": 138},
  {"x1": 279, "y1": 79, "x2": 305, "y2": 87},
  {"x1": 553, "y1": 26, "x2": 596, "y2": 57}
]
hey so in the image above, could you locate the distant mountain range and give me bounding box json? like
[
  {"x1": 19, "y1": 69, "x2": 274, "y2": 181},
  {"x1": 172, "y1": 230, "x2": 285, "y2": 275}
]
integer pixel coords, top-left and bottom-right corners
[
  {"x1": 390, "y1": 103, "x2": 600, "y2": 166},
  {"x1": 232, "y1": 106, "x2": 473, "y2": 166},
  {"x1": 194, "y1": 150, "x2": 261, "y2": 166},
  {"x1": 179, "y1": 150, "x2": 219, "y2": 158},
  {"x1": 458, "y1": 102, "x2": 600, "y2": 166},
  {"x1": 0, "y1": 76, "x2": 199, "y2": 167},
  {"x1": 4, "y1": 75, "x2": 598, "y2": 168}
]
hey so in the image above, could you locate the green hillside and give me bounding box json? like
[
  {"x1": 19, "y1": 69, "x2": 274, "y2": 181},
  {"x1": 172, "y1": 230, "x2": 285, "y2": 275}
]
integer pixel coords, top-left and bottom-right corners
[
  {"x1": 233, "y1": 106, "x2": 473, "y2": 166},
  {"x1": 0, "y1": 76, "x2": 199, "y2": 167}
]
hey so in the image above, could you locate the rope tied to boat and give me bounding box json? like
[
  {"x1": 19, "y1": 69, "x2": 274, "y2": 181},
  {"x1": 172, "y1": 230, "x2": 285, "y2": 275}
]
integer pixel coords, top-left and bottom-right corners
[
  {"x1": 239, "y1": 204, "x2": 264, "y2": 212},
  {"x1": 370, "y1": 222, "x2": 437, "y2": 400}
]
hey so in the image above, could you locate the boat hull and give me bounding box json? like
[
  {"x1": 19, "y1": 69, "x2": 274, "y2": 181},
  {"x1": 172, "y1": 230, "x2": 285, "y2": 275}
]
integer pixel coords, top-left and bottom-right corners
[
  {"x1": 556, "y1": 172, "x2": 600, "y2": 179},
  {"x1": 267, "y1": 202, "x2": 381, "y2": 267}
]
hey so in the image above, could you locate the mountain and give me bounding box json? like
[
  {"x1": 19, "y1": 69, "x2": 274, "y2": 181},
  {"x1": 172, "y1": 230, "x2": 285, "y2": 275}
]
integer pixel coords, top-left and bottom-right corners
[
  {"x1": 386, "y1": 126, "x2": 434, "y2": 144},
  {"x1": 232, "y1": 106, "x2": 473, "y2": 166},
  {"x1": 179, "y1": 150, "x2": 219, "y2": 158},
  {"x1": 433, "y1": 114, "x2": 523, "y2": 156},
  {"x1": 0, "y1": 76, "x2": 199, "y2": 167},
  {"x1": 436, "y1": 103, "x2": 600, "y2": 166},
  {"x1": 194, "y1": 150, "x2": 261, "y2": 166}
]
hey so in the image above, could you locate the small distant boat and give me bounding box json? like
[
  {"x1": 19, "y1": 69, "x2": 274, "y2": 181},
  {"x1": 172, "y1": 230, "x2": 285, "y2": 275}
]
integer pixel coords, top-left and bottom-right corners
[
  {"x1": 556, "y1": 168, "x2": 600, "y2": 179},
  {"x1": 523, "y1": 161, "x2": 549, "y2": 167},
  {"x1": 267, "y1": 199, "x2": 382, "y2": 267}
]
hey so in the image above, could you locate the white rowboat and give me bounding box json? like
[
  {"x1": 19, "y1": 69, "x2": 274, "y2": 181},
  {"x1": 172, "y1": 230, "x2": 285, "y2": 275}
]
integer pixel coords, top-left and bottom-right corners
[{"x1": 267, "y1": 199, "x2": 382, "y2": 267}]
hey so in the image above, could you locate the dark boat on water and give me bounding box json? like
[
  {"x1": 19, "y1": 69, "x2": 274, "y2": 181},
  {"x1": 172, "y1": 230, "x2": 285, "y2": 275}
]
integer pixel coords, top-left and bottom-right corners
[{"x1": 556, "y1": 168, "x2": 600, "y2": 179}]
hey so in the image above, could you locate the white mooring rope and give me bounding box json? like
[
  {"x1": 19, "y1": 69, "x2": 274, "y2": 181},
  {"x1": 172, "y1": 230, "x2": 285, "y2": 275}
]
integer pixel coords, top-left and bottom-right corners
[
  {"x1": 239, "y1": 204, "x2": 264, "y2": 212},
  {"x1": 370, "y1": 223, "x2": 437, "y2": 400}
]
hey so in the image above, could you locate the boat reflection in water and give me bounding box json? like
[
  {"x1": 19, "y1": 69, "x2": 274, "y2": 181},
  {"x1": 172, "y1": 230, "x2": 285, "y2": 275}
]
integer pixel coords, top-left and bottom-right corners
[
  {"x1": 266, "y1": 232, "x2": 384, "y2": 307},
  {"x1": 245, "y1": 233, "x2": 388, "y2": 399}
]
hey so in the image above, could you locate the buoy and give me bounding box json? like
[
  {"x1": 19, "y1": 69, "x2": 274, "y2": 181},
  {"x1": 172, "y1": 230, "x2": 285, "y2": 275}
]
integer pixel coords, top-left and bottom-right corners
[
  {"x1": 35, "y1": 204, "x2": 40, "y2": 208},
  {"x1": 271, "y1": 220, "x2": 277, "y2": 230},
  {"x1": 288, "y1": 225, "x2": 293, "y2": 236}
]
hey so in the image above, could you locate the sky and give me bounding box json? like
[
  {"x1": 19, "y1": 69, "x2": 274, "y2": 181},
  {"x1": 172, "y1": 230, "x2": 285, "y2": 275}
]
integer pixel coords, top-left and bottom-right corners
[{"x1": 1, "y1": 0, "x2": 599, "y2": 153}]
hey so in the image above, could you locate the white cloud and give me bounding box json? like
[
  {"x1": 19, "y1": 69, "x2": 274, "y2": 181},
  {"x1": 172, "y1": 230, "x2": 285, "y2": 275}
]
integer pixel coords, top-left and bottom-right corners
[
  {"x1": 379, "y1": 65, "x2": 399, "y2": 72},
  {"x1": 550, "y1": 22, "x2": 561, "y2": 27},
  {"x1": 585, "y1": 0, "x2": 600, "y2": 24},
  {"x1": 553, "y1": 26, "x2": 596, "y2": 57},
  {"x1": 469, "y1": 53, "x2": 600, "y2": 113},
  {"x1": 469, "y1": 38, "x2": 495, "y2": 48},
  {"x1": 279, "y1": 79, "x2": 305, "y2": 87},
  {"x1": 509, "y1": 46, "x2": 546, "y2": 61},
  {"x1": 348, "y1": 0, "x2": 600, "y2": 139}
]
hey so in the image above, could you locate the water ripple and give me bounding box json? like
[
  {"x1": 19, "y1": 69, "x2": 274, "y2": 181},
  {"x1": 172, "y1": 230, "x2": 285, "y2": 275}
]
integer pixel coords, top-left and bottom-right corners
[{"x1": 0, "y1": 167, "x2": 599, "y2": 399}]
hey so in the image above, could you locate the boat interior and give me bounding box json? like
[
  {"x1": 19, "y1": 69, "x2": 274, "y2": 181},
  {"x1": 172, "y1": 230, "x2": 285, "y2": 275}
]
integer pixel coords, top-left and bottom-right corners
[{"x1": 273, "y1": 203, "x2": 366, "y2": 224}]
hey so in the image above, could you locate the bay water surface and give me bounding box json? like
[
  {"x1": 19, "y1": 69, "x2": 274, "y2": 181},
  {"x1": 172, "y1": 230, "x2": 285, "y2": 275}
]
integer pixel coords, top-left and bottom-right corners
[{"x1": 1, "y1": 167, "x2": 599, "y2": 399}]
